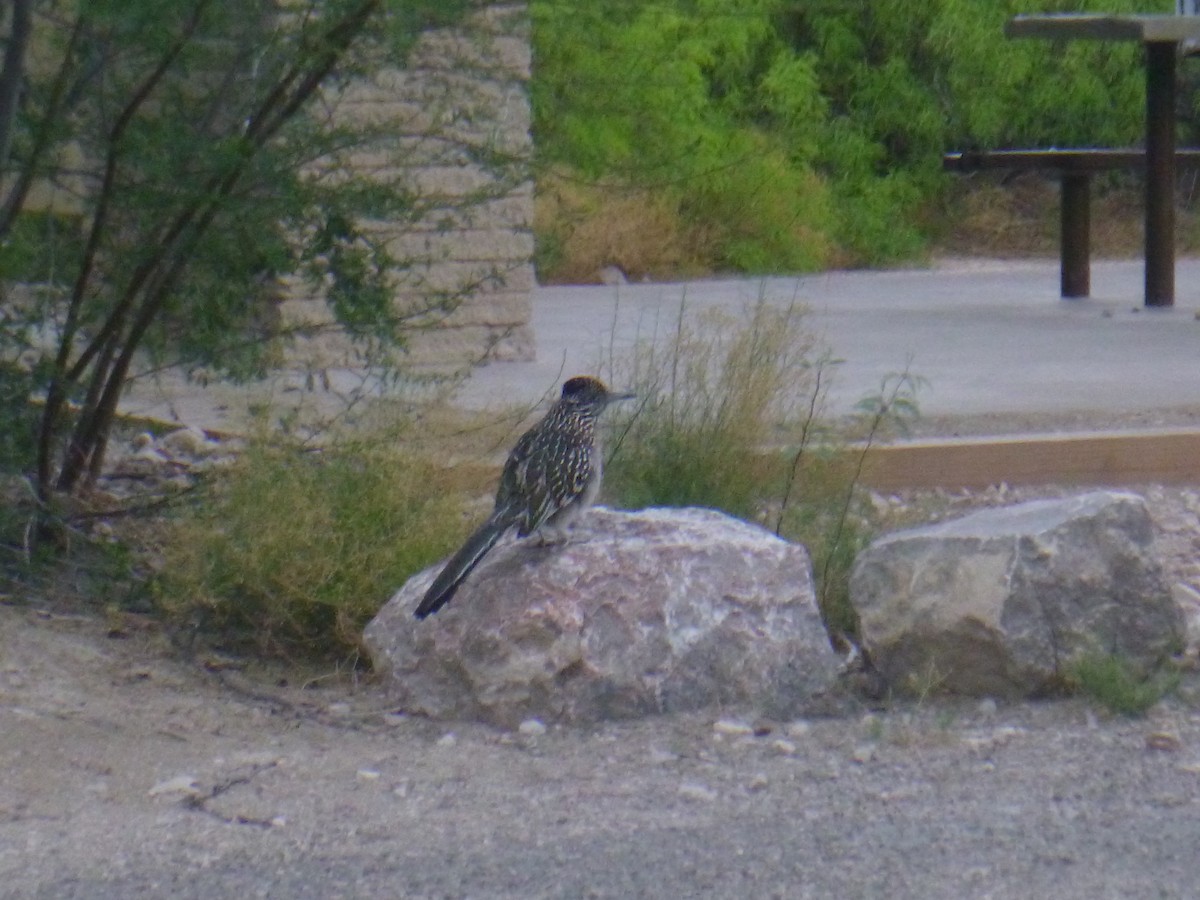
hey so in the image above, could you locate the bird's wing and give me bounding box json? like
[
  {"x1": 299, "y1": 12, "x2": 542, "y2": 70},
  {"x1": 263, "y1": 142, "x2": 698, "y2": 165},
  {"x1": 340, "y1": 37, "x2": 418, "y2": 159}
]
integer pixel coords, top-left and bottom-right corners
[{"x1": 517, "y1": 439, "x2": 593, "y2": 537}]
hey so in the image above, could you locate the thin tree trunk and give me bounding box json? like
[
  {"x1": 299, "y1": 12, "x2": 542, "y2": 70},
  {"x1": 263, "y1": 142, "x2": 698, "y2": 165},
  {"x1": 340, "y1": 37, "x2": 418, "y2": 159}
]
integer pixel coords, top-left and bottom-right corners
[{"x1": 0, "y1": 0, "x2": 32, "y2": 175}]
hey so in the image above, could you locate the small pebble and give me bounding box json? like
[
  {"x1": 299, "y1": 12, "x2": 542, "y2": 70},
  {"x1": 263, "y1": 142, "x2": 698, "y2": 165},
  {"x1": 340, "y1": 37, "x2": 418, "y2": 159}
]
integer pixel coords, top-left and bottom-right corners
[
  {"x1": 977, "y1": 697, "x2": 998, "y2": 716},
  {"x1": 713, "y1": 719, "x2": 754, "y2": 737},
  {"x1": 356, "y1": 768, "x2": 382, "y2": 781},
  {"x1": 435, "y1": 732, "x2": 457, "y2": 748},
  {"x1": 678, "y1": 782, "x2": 719, "y2": 802},
  {"x1": 326, "y1": 703, "x2": 352, "y2": 717},
  {"x1": 518, "y1": 718, "x2": 547, "y2": 737},
  {"x1": 785, "y1": 720, "x2": 812, "y2": 738},
  {"x1": 771, "y1": 739, "x2": 797, "y2": 756},
  {"x1": 161, "y1": 426, "x2": 216, "y2": 457},
  {"x1": 851, "y1": 744, "x2": 876, "y2": 764},
  {"x1": 747, "y1": 773, "x2": 769, "y2": 792},
  {"x1": 1145, "y1": 732, "x2": 1183, "y2": 753},
  {"x1": 148, "y1": 774, "x2": 201, "y2": 797}
]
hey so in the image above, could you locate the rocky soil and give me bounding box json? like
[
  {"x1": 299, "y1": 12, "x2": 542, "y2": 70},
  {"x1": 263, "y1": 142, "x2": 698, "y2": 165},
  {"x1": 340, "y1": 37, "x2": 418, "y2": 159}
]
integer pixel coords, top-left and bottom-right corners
[{"x1": 3, "y1": 598, "x2": 1200, "y2": 899}]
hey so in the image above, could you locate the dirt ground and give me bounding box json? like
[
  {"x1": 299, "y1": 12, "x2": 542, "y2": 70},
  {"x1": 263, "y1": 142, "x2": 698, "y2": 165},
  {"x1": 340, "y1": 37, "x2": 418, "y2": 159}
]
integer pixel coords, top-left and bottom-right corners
[{"x1": 3, "y1": 575, "x2": 1200, "y2": 899}]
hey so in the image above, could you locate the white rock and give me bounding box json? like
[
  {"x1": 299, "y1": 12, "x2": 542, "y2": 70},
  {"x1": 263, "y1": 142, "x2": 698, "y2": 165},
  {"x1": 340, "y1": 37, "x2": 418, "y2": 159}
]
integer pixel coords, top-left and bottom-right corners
[
  {"x1": 518, "y1": 718, "x2": 547, "y2": 736},
  {"x1": 713, "y1": 719, "x2": 754, "y2": 737},
  {"x1": 851, "y1": 745, "x2": 876, "y2": 764},
  {"x1": 131, "y1": 445, "x2": 168, "y2": 464},
  {"x1": 598, "y1": 265, "x2": 628, "y2": 286},
  {"x1": 148, "y1": 774, "x2": 201, "y2": 797},
  {"x1": 852, "y1": 492, "x2": 1185, "y2": 697},
  {"x1": 160, "y1": 425, "x2": 218, "y2": 458},
  {"x1": 435, "y1": 732, "x2": 457, "y2": 748},
  {"x1": 678, "y1": 782, "x2": 719, "y2": 802},
  {"x1": 785, "y1": 719, "x2": 812, "y2": 738},
  {"x1": 365, "y1": 507, "x2": 838, "y2": 726}
]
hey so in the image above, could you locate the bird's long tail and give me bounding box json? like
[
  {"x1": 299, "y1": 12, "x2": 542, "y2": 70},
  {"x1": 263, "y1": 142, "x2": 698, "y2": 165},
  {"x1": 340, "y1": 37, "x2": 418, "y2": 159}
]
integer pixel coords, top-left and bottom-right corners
[{"x1": 414, "y1": 513, "x2": 512, "y2": 619}]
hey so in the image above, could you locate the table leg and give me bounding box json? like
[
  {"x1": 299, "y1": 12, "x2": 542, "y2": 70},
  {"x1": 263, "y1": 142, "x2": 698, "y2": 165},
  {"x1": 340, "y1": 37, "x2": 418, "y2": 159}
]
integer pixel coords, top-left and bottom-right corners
[
  {"x1": 1061, "y1": 173, "x2": 1090, "y2": 298},
  {"x1": 1145, "y1": 40, "x2": 1176, "y2": 307}
]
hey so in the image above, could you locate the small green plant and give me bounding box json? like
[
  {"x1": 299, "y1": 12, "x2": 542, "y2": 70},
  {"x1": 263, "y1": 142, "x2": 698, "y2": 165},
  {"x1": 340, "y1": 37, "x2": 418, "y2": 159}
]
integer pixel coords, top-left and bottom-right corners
[
  {"x1": 776, "y1": 371, "x2": 922, "y2": 648},
  {"x1": 156, "y1": 430, "x2": 475, "y2": 661},
  {"x1": 1067, "y1": 652, "x2": 1180, "y2": 717}
]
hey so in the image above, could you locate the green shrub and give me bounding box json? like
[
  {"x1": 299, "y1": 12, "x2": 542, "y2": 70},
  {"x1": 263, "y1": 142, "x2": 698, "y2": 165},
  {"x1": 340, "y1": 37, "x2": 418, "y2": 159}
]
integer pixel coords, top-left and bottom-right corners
[
  {"x1": 156, "y1": 435, "x2": 473, "y2": 661},
  {"x1": 532, "y1": 0, "x2": 1167, "y2": 276},
  {"x1": 1068, "y1": 652, "x2": 1180, "y2": 717}
]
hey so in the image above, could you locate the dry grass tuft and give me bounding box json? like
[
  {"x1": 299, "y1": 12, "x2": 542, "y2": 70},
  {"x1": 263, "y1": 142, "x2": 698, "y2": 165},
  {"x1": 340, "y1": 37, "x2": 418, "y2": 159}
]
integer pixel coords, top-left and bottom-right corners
[
  {"x1": 535, "y1": 168, "x2": 714, "y2": 284},
  {"x1": 934, "y1": 172, "x2": 1200, "y2": 259},
  {"x1": 154, "y1": 410, "x2": 504, "y2": 662}
]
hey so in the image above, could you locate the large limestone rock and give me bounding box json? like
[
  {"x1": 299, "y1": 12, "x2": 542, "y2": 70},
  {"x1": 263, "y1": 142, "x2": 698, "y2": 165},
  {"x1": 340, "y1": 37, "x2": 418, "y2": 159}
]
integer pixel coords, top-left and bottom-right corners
[
  {"x1": 364, "y1": 507, "x2": 840, "y2": 726},
  {"x1": 851, "y1": 491, "x2": 1185, "y2": 698}
]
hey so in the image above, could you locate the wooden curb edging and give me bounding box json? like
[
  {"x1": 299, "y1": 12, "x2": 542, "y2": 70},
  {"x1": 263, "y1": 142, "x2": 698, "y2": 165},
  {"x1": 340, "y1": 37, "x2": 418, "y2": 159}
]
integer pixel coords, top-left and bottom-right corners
[{"x1": 858, "y1": 428, "x2": 1200, "y2": 490}]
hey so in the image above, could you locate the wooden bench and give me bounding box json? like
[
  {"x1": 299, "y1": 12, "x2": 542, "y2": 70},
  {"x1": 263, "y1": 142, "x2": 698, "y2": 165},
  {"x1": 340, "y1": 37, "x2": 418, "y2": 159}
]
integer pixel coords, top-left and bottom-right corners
[{"x1": 943, "y1": 148, "x2": 1200, "y2": 298}]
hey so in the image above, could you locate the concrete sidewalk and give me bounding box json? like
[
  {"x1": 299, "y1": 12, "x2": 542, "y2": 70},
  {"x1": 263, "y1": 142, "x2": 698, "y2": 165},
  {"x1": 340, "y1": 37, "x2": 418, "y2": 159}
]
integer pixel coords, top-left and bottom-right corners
[
  {"x1": 455, "y1": 257, "x2": 1200, "y2": 419},
  {"x1": 119, "y1": 257, "x2": 1200, "y2": 430}
]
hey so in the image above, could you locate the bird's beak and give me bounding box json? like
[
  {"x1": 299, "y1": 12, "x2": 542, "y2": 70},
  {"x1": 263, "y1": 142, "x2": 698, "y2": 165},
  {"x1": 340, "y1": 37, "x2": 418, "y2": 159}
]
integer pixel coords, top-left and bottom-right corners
[{"x1": 608, "y1": 391, "x2": 636, "y2": 404}]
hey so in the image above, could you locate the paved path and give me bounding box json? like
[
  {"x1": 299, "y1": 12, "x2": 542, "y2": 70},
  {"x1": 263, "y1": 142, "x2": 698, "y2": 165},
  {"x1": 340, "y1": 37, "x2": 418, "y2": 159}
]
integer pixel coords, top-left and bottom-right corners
[
  {"x1": 456, "y1": 257, "x2": 1200, "y2": 418},
  {"x1": 120, "y1": 258, "x2": 1200, "y2": 429}
]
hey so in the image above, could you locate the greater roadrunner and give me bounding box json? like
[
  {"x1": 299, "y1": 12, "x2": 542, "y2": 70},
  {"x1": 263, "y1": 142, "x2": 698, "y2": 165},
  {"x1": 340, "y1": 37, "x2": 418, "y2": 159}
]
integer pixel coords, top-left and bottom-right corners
[{"x1": 414, "y1": 376, "x2": 634, "y2": 619}]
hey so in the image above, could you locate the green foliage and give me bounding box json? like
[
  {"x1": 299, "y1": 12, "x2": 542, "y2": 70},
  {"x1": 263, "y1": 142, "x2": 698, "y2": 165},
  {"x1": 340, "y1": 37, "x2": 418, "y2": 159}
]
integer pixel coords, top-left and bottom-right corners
[
  {"x1": 533, "y1": 0, "x2": 835, "y2": 274},
  {"x1": 533, "y1": 0, "x2": 1169, "y2": 275},
  {"x1": 1067, "y1": 652, "x2": 1180, "y2": 717},
  {"x1": 775, "y1": 373, "x2": 922, "y2": 645},
  {"x1": 774, "y1": 454, "x2": 873, "y2": 644},
  {"x1": 1, "y1": 0, "x2": 512, "y2": 504},
  {"x1": 156, "y1": 435, "x2": 471, "y2": 660}
]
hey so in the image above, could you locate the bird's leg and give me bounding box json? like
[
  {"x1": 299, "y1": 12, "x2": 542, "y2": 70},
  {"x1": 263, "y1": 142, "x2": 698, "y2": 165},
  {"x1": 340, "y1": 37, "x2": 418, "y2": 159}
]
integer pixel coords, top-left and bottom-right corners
[{"x1": 530, "y1": 523, "x2": 572, "y2": 547}]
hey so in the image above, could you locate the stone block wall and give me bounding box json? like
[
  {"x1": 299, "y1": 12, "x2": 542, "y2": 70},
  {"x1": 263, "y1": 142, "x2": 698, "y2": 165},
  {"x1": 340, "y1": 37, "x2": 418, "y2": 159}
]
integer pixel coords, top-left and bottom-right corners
[{"x1": 279, "y1": 2, "x2": 535, "y2": 371}]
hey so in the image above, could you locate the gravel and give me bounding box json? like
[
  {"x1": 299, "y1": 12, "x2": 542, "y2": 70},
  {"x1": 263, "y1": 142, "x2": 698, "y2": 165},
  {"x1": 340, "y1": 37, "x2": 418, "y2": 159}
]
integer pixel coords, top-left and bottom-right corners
[{"x1": 2, "y1": 589, "x2": 1200, "y2": 899}]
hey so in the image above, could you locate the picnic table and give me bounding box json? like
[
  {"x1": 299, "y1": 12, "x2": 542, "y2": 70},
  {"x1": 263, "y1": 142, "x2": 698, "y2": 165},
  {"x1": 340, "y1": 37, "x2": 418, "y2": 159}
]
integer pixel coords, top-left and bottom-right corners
[{"x1": 1006, "y1": 14, "x2": 1200, "y2": 307}]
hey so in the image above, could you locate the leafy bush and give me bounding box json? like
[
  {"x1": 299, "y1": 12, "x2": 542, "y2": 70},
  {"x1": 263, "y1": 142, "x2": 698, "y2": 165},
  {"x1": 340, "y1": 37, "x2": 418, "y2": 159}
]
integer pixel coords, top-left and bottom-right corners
[
  {"x1": 532, "y1": 0, "x2": 1167, "y2": 279},
  {"x1": 156, "y1": 435, "x2": 476, "y2": 661}
]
